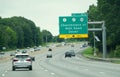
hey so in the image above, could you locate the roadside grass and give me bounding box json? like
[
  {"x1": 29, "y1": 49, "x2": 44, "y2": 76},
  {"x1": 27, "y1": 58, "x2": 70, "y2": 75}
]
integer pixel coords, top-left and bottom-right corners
[
  {"x1": 111, "y1": 60, "x2": 120, "y2": 64},
  {"x1": 82, "y1": 47, "x2": 120, "y2": 64},
  {"x1": 82, "y1": 47, "x2": 94, "y2": 57}
]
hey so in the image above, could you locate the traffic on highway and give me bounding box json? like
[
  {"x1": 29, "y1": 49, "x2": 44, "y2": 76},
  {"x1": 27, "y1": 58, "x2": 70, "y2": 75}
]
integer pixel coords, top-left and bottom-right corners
[
  {"x1": 0, "y1": 43, "x2": 120, "y2": 77},
  {"x1": 0, "y1": 0, "x2": 120, "y2": 77}
]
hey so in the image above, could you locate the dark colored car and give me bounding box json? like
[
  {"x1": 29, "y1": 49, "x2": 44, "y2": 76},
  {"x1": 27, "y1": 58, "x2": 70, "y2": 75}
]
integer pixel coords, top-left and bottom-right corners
[
  {"x1": 65, "y1": 51, "x2": 72, "y2": 58},
  {"x1": 65, "y1": 50, "x2": 76, "y2": 58},
  {"x1": 69, "y1": 50, "x2": 75, "y2": 57},
  {"x1": 48, "y1": 48, "x2": 52, "y2": 51},
  {"x1": 71, "y1": 44, "x2": 74, "y2": 47},
  {"x1": 31, "y1": 56, "x2": 35, "y2": 61}
]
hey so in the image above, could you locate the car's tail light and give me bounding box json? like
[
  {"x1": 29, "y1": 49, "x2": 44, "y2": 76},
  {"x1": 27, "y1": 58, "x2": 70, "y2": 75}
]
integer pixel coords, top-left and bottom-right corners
[
  {"x1": 13, "y1": 59, "x2": 18, "y2": 62},
  {"x1": 26, "y1": 58, "x2": 31, "y2": 61}
]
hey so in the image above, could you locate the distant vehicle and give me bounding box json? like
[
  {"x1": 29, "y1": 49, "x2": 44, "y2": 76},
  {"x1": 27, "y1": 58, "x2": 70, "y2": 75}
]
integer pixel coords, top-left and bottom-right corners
[
  {"x1": 34, "y1": 46, "x2": 41, "y2": 51},
  {"x1": 82, "y1": 43, "x2": 87, "y2": 48},
  {"x1": 69, "y1": 50, "x2": 75, "y2": 57},
  {"x1": 46, "y1": 52, "x2": 52, "y2": 58},
  {"x1": 62, "y1": 42, "x2": 66, "y2": 46},
  {"x1": 65, "y1": 50, "x2": 76, "y2": 58},
  {"x1": 30, "y1": 56, "x2": 35, "y2": 61},
  {"x1": 10, "y1": 53, "x2": 15, "y2": 56},
  {"x1": 71, "y1": 44, "x2": 74, "y2": 47},
  {"x1": 12, "y1": 53, "x2": 33, "y2": 71},
  {"x1": 15, "y1": 49, "x2": 20, "y2": 53},
  {"x1": 29, "y1": 48, "x2": 34, "y2": 52},
  {"x1": 0, "y1": 52, "x2": 5, "y2": 55},
  {"x1": 48, "y1": 48, "x2": 52, "y2": 51},
  {"x1": 21, "y1": 50, "x2": 27, "y2": 53},
  {"x1": 65, "y1": 51, "x2": 72, "y2": 58}
]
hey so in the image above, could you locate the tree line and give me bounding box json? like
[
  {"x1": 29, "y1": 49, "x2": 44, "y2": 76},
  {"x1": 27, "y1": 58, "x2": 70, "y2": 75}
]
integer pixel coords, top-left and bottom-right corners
[
  {"x1": 87, "y1": 0, "x2": 120, "y2": 57},
  {"x1": 0, "y1": 16, "x2": 53, "y2": 51}
]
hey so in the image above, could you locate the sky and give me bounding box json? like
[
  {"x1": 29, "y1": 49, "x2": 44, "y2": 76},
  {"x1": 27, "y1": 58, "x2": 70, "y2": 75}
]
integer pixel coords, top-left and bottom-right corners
[{"x1": 0, "y1": 0, "x2": 97, "y2": 36}]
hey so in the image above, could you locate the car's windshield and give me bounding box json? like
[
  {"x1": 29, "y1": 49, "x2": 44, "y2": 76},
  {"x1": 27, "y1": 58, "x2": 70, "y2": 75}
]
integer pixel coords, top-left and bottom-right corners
[{"x1": 15, "y1": 55, "x2": 29, "y2": 58}]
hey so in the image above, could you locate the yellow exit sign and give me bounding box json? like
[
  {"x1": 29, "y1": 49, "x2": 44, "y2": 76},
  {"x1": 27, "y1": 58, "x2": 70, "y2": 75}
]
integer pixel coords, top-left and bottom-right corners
[{"x1": 59, "y1": 34, "x2": 88, "y2": 38}]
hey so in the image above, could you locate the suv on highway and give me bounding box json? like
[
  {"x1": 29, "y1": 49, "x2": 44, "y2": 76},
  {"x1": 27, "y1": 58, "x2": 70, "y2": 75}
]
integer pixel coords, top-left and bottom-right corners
[
  {"x1": 65, "y1": 51, "x2": 72, "y2": 58},
  {"x1": 65, "y1": 50, "x2": 76, "y2": 58},
  {"x1": 12, "y1": 53, "x2": 32, "y2": 71},
  {"x1": 69, "y1": 50, "x2": 75, "y2": 57}
]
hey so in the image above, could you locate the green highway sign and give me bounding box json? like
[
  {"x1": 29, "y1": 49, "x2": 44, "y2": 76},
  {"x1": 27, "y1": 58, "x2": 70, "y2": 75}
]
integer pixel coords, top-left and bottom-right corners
[
  {"x1": 72, "y1": 13, "x2": 88, "y2": 17},
  {"x1": 59, "y1": 13, "x2": 88, "y2": 38}
]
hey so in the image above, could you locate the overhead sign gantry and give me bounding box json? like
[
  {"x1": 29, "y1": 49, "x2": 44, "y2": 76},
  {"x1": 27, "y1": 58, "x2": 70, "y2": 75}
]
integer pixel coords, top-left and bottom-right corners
[{"x1": 59, "y1": 13, "x2": 107, "y2": 58}]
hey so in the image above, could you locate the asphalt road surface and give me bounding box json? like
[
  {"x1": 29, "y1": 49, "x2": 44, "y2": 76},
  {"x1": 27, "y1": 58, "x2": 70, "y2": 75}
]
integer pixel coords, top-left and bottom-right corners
[{"x1": 0, "y1": 44, "x2": 120, "y2": 77}]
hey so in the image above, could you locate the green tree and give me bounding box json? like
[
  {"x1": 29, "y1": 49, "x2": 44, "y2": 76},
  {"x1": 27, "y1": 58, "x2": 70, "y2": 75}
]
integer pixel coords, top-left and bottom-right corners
[
  {"x1": 114, "y1": 45, "x2": 120, "y2": 57},
  {"x1": 15, "y1": 26, "x2": 24, "y2": 48},
  {"x1": 0, "y1": 26, "x2": 17, "y2": 49},
  {"x1": 87, "y1": 0, "x2": 120, "y2": 57},
  {"x1": 52, "y1": 36, "x2": 64, "y2": 43},
  {"x1": 34, "y1": 27, "x2": 43, "y2": 46},
  {"x1": 0, "y1": 16, "x2": 44, "y2": 50},
  {"x1": 42, "y1": 30, "x2": 53, "y2": 43},
  {"x1": 5, "y1": 27, "x2": 17, "y2": 48}
]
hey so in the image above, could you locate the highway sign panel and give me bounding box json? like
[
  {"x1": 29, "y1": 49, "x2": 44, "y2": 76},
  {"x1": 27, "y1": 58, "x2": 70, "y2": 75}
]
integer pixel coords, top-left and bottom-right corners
[
  {"x1": 59, "y1": 13, "x2": 88, "y2": 38},
  {"x1": 72, "y1": 13, "x2": 88, "y2": 17},
  {"x1": 59, "y1": 34, "x2": 88, "y2": 38}
]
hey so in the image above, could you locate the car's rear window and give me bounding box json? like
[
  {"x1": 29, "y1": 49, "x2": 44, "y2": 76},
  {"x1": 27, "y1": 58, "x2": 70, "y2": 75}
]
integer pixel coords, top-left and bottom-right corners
[{"x1": 15, "y1": 55, "x2": 29, "y2": 58}]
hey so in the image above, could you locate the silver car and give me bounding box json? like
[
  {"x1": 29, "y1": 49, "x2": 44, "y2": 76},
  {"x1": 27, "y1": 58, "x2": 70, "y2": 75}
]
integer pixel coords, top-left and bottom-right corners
[
  {"x1": 46, "y1": 51, "x2": 52, "y2": 58},
  {"x1": 12, "y1": 53, "x2": 32, "y2": 71}
]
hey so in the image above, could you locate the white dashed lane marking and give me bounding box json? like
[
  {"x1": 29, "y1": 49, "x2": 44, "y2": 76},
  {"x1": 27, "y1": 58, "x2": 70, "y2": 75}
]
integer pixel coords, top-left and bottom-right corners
[
  {"x1": 84, "y1": 69, "x2": 89, "y2": 71},
  {"x1": 5, "y1": 71, "x2": 7, "y2": 73},
  {"x1": 100, "y1": 71, "x2": 105, "y2": 74},
  {"x1": 51, "y1": 72, "x2": 55, "y2": 75},
  {"x1": 44, "y1": 70, "x2": 48, "y2": 72},
  {"x1": 2, "y1": 74, "x2": 5, "y2": 76}
]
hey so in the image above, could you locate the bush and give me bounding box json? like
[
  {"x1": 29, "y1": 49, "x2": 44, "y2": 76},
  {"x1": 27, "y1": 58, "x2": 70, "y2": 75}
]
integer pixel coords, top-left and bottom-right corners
[{"x1": 114, "y1": 45, "x2": 120, "y2": 58}]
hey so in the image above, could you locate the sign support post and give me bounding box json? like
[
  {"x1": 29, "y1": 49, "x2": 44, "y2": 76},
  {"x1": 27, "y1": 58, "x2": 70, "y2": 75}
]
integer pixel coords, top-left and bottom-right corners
[{"x1": 88, "y1": 21, "x2": 107, "y2": 58}]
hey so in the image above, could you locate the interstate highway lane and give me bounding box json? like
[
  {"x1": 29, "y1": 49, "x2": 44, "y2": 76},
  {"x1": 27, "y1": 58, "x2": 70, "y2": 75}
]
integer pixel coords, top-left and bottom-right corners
[{"x1": 0, "y1": 44, "x2": 120, "y2": 77}]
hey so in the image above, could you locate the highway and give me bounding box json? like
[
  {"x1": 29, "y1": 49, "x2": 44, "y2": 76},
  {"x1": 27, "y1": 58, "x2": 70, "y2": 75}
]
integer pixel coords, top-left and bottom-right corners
[{"x1": 0, "y1": 44, "x2": 120, "y2": 77}]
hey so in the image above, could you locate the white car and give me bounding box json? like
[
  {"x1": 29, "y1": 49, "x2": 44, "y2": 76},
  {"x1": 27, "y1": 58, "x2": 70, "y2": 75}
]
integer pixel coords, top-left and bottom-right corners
[
  {"x1": 12, "y1": 53, "x2": 32, "y2": 71},
  {"x1": 46, "y1": 52, "x2": 52, "y2": 58}
]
